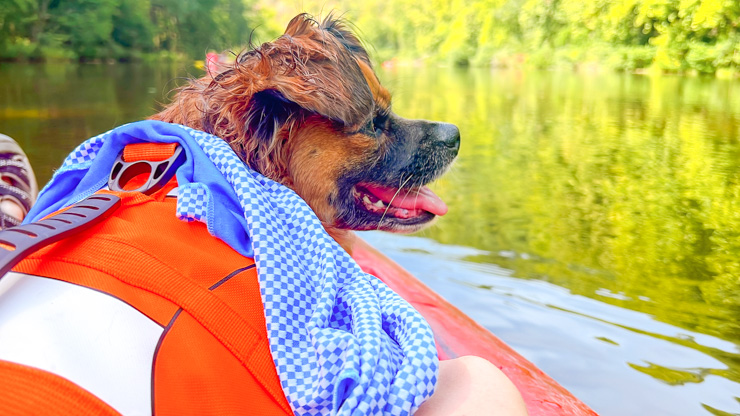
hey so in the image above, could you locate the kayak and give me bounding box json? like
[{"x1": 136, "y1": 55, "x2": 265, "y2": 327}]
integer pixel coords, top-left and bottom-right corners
[{"x1": 352, "y1": 238, "x2": 598, "y2": 416}]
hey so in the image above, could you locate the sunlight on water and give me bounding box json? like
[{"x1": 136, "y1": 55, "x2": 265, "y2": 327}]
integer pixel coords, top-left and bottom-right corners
[{"x1": 1, "y1": 62, "x2": 739, "y2": 415}]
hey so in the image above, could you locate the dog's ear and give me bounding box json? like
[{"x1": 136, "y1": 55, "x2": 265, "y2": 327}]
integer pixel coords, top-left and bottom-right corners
[
  {"x1": 245, "y1": 89, "x2": 302, "y2": 145},
  {"x1": 229, "y1": 88, "x2": 304, "y2": 181},
  {"x1": 241, "y1": 13, "x2": 375, "y2": 130},
  {"x1": 195, "y1": 13, "x2": 377, "y2": 181}
]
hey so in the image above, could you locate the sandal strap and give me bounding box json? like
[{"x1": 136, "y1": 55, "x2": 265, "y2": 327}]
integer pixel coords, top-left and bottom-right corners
[
  {"x1": 0, "y1": 159, "x2": 29, "y2": 168},
  {"x1": 0, "y1": 212, "x2": 21, "y2": 229},
  {"x1": 0, "y1": 183, "x2": 33, "y2": 214},
  {"x1": 0, "y1": 138, "x2": 38, "y2": 204},
  {"x1": 0, "y1": 162, "x2": 32, "y2": 191}
]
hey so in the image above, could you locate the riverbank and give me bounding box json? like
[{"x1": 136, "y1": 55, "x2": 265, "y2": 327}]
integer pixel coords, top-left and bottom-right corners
[
  {"x1": 0, "y1": 42, "x2": 186, "y2": 64},
  {"x1": 377, "y1": 45, "x2": 740, "y2": 79},
  {"x1": 5, "y1": 51, "x2": 739, "y2": 80}
]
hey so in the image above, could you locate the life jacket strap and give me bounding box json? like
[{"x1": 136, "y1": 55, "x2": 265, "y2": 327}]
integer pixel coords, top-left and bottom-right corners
[
  {"x1": 0, "y1": 142, "x2": 184, "y2": 279},
  {"x1": 108, "y1": 143, "x2": 185, "y2": 195},
  {"x1": 0, "y1": 194, "x2": 121, "y2": 278}
]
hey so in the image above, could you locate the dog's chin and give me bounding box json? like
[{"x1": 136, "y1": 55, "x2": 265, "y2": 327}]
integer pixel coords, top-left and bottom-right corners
[{"x1": 332, "y1": 182, "x2": 446, "y2": 233}]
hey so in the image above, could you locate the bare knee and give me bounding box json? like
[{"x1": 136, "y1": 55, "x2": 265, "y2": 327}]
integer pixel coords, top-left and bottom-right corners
[{"x1": 415, "y1": 355, "x2": 528, "y2": 416}]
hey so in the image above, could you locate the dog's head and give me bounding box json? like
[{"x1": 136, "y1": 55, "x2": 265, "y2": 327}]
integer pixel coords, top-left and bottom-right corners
[{"x1": 154, "y1": 13, "x2": 459, "y2": 234}]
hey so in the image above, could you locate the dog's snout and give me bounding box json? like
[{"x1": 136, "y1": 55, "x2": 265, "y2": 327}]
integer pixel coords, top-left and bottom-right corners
[{"x1": 434, "y1": 122, "x2": 461, "y2": 152}]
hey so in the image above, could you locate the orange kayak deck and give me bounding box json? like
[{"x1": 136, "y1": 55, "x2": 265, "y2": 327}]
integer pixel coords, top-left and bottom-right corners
[{"x1": 352, "y1": 238, "x2": 598, "y2": 416}]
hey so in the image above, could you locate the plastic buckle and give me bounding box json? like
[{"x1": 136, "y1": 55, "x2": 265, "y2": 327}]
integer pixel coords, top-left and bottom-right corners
[{"x1": 108, "y1": 144, "x2": 185, "y2": 195}]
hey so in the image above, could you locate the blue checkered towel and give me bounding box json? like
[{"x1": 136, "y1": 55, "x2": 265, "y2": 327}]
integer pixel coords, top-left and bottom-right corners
[{"x1": 26, "y1": 120, "x2": 439, "y2": 415}]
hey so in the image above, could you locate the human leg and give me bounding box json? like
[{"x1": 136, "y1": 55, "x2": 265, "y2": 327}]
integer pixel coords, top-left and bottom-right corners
[{"x1": 416, "y1": 355, "x2": 529, "y2": 416}]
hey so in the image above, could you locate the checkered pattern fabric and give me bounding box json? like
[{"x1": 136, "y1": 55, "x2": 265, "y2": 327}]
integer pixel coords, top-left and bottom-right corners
[
  {"x1": 41, "y1": 122, "x2": 439, "y2": 415},
  {"x1": 61, "y1": 130, "x2": 110, "y2": 169},
  {"x1": 176, "y1": 183, "x2": 209, "y2": 223}
]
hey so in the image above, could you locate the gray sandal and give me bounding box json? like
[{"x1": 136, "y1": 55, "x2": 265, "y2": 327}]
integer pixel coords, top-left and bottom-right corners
[{"x1": 0, "y1": 134, "x2": 37, "y2": 228}]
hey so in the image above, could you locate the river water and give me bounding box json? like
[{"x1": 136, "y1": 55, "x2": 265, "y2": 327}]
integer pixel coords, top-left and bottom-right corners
[{"x1": 1, "y1": 62, "x2": 739, "y2": 416}]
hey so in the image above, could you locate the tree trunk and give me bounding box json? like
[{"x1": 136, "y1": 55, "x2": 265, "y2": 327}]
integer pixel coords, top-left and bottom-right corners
[{"x1": 31, "y1": 0, "x2": 51, "y2": 43}]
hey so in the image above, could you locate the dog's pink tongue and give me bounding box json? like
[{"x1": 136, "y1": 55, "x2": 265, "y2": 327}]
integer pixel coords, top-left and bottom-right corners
[{"x1": 365, "y1": 185, "x2": 448, "y2": 216}]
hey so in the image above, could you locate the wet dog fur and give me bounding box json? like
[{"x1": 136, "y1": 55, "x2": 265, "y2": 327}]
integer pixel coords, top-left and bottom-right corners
[{"x1": 151, "y1": 14, "x2": 460, "y2": 250}]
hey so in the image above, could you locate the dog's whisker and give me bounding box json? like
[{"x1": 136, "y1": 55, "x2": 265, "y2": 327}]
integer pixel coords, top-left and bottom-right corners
[
  {"x1": 376, "y1": 174, "x2": 415, "y2": 231},
  {"x1": 412, "y1": 179, "x2": 422, "y2": 208}
]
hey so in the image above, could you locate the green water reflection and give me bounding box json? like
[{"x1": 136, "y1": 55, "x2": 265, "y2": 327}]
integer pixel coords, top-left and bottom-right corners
[
  {"x1": 0, "y1": 63, "x2": 188, "y2": 181},
  {"x1": 383, "y1": 67, "x2": 740, "y2": 393},
  {"x1": 1, "y1": 63, "x2": 739, "y2": 412}
]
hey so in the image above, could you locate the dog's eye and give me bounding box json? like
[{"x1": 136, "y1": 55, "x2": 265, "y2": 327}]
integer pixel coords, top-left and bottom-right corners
[
  {"x1": 372, "y1": 114, "x2": 388, "y2": 137},
  {"x1": 357, "y1": 112, "x2": 389, "y2": 138},
  {"x1": 373, "y1": 121, "x2": 384, "y2": 138},
  {"x1": 360, "y1": 119, "x2": 383, "y2": 138}
]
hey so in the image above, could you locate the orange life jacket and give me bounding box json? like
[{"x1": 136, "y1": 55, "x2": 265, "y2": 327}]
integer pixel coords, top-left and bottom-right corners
[{"x1": 0, "y1": 144, "x2": 292, "y2": 416}]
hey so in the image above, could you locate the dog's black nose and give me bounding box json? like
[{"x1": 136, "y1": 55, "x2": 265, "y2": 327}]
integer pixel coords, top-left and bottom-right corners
[{"x1": 433, "y1": 122, "x2": 461, "y2": 152}]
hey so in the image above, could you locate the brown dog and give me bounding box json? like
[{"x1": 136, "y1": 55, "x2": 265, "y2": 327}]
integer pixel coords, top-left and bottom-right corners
[{"x1": 151, "y1": 14, "x2": 459, "y2": 247}]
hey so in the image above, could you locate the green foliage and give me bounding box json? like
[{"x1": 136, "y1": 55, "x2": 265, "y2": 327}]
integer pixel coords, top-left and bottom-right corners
[
  {"x1": 0, "y1": 39, "x2": 35, "y2": 60},
  {"x1": 113, "y1": 0, "x2": 155, "y2": 51},
  {"x1": 0, "y1": 0, "x2": 737, "y2": 71},
  {"x1": 267, "y1": 0, "x2": 739, "y2": 75},
  {"x1": 605, "y1": 45, "x2": 657, "y2": 71},
  {"x1": 0, "y1": 0, "x2": 257, "y2": 61}
]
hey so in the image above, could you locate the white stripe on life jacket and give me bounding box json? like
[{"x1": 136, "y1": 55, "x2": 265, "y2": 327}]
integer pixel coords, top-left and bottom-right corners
[{"x1": 0, "y1": 272, "x2": 163, "y2": 416}]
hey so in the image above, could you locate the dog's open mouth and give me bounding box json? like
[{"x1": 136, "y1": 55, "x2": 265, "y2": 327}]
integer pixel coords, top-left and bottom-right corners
[{"x1": 353, "y1": 183, "x2": 448, "y2": 226}]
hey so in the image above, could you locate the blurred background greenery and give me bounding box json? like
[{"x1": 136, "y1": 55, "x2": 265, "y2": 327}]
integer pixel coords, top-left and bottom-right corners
[{"x1": 2, "y1": 0, "x2": 739, "y2": 76}]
